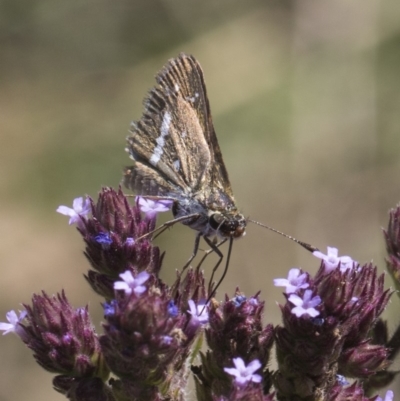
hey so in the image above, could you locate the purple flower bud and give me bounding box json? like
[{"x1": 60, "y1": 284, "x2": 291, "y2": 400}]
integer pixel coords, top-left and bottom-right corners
[
  {"x1": 22, "y1": 292, "x2": 107, "y2": 381},
  {"x1": 339, "y1": 343, "x2": 389, "y2": 378},
  {"x1": 384, "y1": 205, "x2": 400, "y2": 294}
]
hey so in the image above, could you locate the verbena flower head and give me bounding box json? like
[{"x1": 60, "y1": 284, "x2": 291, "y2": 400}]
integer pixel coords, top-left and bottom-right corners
[
  {"x1": 20, "y1": 291, "x2": 108, "y2": 398},
  {"x1": 71, "y1": 188, "x2": 163, "y2": 299},
  {"x1": 224, "y1": 357, "x2": 262, "y2": 385},
  {"x1": 100, "y1": 270, "x2": 206, "y2": 400},
  {"x1": 192, "y1": 290, "x2": 274, "y2": 400},
  {"x1": 274, "y1": 247, "x2": 392, "y2": 401}
]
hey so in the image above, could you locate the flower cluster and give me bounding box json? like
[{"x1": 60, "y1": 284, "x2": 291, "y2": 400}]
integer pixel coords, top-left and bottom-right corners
[
  {"x1": 1, "y1": 188, "x2": 399, "y2": 401},
  {"x1": 273, "y1": 248, "x2": 392, "y2": 400}
]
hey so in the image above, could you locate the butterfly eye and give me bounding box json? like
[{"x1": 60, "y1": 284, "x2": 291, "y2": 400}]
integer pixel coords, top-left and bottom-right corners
[
  {"x1": 209, "y1": 213, "x2": 224, "y2": 230},
  {"x1": 209, "y1": 213, "x2": 246, "y2": 238}
]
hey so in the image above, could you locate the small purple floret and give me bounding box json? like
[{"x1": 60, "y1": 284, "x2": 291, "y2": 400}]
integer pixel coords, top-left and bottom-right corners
[
  {"x1": 114, "y1": 270, "x2": 150, "y2": 296},
  {"x1": 137, "y1": 196, "x2": 173, "y2": 218},
  {"x1": 103, "y1": 300, "x2": 117, "y2": 317},
  {"x1": 168, "y1": 300, "x2": 179, "y2": 317},
  {"x1": 232, "y1": 295, "x2": 247, "y2": 307},
  {"x1": 313, "y1": 247, "x2": 357, "y2": 273},
  {"x1": 125, "y1": 237, "x2": 135, "y2": 246},
  {"x1": 94, "y1": 232, "x2": 113, "y2": 249},
  {"x1": 187, "y1": 300, "x2": 209, "y2": 325},
  {"x1": 274, "y1": 268, "x2": 309, "y2": 294},
  {"x1": 0, "y1": 310, "x2": 27, "y2": 337},
  {"x1": 224, "y1": 357, "x2": 262, "y2": 386},
  {"x1": 289, "y1": 290, "x2": 321, "y2": 318},
  {"x1": 56, "y1": 196, "x2": 91, "y2": 225}
]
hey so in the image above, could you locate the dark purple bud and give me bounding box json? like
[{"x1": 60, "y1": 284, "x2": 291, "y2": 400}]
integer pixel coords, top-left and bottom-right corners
[
  {"x1": 326, "y1": 382, "x2": 367, "y2": 401},
  {"x1": 22, "y1": 292, "x2": 108, "y2": 380},
  {"x1": 384, "y1": 205, "x2": 400, "y2": 293},
  {"x1": 339, "y1": 343, "x2": 389, "y2": 378}
]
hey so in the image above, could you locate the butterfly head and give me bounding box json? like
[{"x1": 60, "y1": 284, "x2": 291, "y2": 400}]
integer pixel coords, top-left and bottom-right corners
[{"x1": 208, "y1": 210, "x2": 246, "y2": 239}]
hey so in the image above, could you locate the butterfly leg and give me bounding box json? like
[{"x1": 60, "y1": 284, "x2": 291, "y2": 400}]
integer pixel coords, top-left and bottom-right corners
[
  {"x1": 194, "y1": 238, "x2": 227, "y2": 272},
  {"x1": 181, "y1": 231, "x2": 202, "y2": 271},
  {"x1": 202, "y1": 236, "x2": 226, "y2": 294},
  {"x1": 205, "y1": 237, "x2": 234, "y2": 304},
  {"x1": 136, "y1": 213, "x2": 200, "y2": 241}
]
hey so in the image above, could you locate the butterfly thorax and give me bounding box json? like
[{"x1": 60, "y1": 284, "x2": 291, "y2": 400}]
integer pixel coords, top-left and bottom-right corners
[{"x1": 171, "y1": 192, "x2": 246, "y2": 239}]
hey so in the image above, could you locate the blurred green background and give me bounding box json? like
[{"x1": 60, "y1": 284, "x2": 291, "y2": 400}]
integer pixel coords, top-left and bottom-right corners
[{"x1": 1, "y1": 0, "x2": 400, "y2": 399}]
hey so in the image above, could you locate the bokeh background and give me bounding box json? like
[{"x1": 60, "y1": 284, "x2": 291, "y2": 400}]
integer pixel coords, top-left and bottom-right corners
[{"x1": 1, "y1": 0, "x2": 400, "y2": 400}]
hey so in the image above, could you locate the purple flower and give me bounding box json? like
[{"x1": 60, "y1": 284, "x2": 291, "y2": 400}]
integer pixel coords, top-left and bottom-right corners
[
  {"x1": 125, "y1": 237, "x2": 135, "y2": 246},
  {"x1": 336, "y1": 374, "x2": 349, "y2": 386},
  {"x1": 0, "y1": 310, "x2": 27, "y2": 337},
  {"x1": 103, "y1": 300, "x2": 117, "y2": 317},
  {"x1": 224, "y1": 357, "x2": 262, "y2": 385},
  {"x1": 313, "y1": 247, "x2": 357, "y2": 273},
  {"x1": 274, "y1": 268, "x2": 309, "y2": 294},
  {"x1": 94, "y1": 232, "x2": 113, "y2": 249},
  {"x1": 113, "y1": 270, "x2": 150, "y2": 296},
  {"x1": 137, "y1": 196, "x2": 173, "y2": 218},
  {"x1": 232, "y1": 295, "x2": 247, "y2": 307},
  {"x1": 288, "y1": 290, "x2": 321, "y2": 318},
  {"x1": 187, "y1": 299, "x2": 209, "y2": 325},
  {"x1": 167, "y1": 300, "x2": 179, "y2": 317},
  {"x1": 376, "y1": 390, "x2": 394, "y2": 401},
  {"x1": 160, "y1": 335, "x2": 173, "y2": 346},
  {"x1": 248, "y1": 297, "x2": 259, "y2": 306},
  {"x1": 56, "y1": 196, "x2": 91, "y2": 225}
]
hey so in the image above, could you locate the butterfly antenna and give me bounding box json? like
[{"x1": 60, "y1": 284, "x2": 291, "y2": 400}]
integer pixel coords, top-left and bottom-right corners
[{"x1": 248, "y1": 219, "x2": 319, "y2": 253}]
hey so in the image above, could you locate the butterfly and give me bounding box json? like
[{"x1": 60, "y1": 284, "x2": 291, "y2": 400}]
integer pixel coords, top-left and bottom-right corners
[{"x1": 123, "y1": 53, "x2": 246, "y2": 292}]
